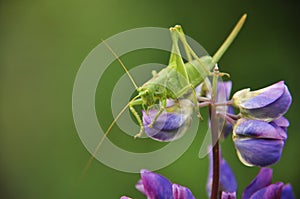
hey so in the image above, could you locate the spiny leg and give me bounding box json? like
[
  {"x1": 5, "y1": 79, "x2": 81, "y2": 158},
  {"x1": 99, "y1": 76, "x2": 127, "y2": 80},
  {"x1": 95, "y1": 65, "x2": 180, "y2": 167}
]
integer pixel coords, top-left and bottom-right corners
[
  {"x1": 169, "y1": 27, "x2": 203, "y2": 119},
  {"x1": 174, "y1": 25, "x2": 211, "y2": 76},
  {"x1": 174, "y1": 25, "x2": 193, "y2": 62},
  {"x1": 129, "y1": 98, "x2": 144, "y2": 138},
  {"x1": 148, "y1": 98, "x2": 167, "y2": 128}
]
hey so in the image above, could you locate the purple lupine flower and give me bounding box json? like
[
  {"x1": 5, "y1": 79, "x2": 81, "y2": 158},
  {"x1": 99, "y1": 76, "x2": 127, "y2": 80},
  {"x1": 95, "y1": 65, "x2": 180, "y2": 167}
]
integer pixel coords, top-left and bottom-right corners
[
  {"x1": 216, "y1": 81, "x2": 234, "y2": 138},
  {"x1": 172, "y1": 184, "x2": 196, "y2": 199},
  {"x1": 233, "y1": 117, "x2": 288, "y2": 167},
  {"x1": 207, "y1": 149, "x2": 237, "y2": 198},
  {"x1": 121, "y1": 169, "x2": 196, "y2": 199},
  {"x1": 143, "y1": 99, "x2": 194, "y2": 142},
  {"x1": 196, "y1": 81, "x2": 234, "y2": 138},
  {"x1": 242, "y1": 168, "x2": 295, "y2": 199},
  {"x1": 232, "y1": 81, "x2": 292, "y2": 121}
]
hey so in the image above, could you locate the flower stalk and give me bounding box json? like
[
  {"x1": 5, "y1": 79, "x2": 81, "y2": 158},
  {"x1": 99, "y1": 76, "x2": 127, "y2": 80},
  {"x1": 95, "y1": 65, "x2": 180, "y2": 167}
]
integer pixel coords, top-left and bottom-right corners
[{"x1": 210, "y1": 66, "x2": 221, "y2": 199}]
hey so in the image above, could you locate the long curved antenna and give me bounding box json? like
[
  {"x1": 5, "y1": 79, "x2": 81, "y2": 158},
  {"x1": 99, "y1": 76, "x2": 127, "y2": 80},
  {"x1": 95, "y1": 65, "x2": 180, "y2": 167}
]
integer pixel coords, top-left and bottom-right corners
[
  {"x1": 212, "y1": 14, "x2": 247, "y2": 64},
  {"x1": 69, "y1": 98, "x2": 136, "y2": 198},
  {"x1": 78, "y1": 95, "x2": 140, "y2": 181},
  {"x1": 101, "y1": 39, "x2": 139, "y2": 90}
]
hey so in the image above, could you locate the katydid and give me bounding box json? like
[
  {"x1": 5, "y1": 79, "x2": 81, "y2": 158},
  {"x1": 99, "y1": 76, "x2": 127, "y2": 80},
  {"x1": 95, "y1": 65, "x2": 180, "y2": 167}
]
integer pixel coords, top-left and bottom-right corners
[{"x1": 80, "y1": 14, "x2": 247, "y2": 179}]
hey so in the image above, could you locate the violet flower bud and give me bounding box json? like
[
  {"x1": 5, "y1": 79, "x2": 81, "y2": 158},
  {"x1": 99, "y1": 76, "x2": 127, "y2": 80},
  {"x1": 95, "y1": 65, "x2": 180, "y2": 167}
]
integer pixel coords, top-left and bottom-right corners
[
  {"x1": 233, "y1": 118, "x2": 288, "y2": 167},
  {"x1": 232, "y1": 81, "x2": 292, "y2": 121},
  {"x1": 242, "y1": 168, "x2": 295, "y2": 199},
  {"x1": 131, "y1": 169, "x2": 195, "y2": 199},
  {"x1": 221, "y1": 192, "x2": 236, "y2": 199},
  {"x1": 172, "y1": 184, "x2": 196, "y2": 199},
  {"x1": 143, "y1": 99, "x2": 194, "y2": 142},
  {"x1": 136, "y1": 169, "x2": 173, "y2": 199}
]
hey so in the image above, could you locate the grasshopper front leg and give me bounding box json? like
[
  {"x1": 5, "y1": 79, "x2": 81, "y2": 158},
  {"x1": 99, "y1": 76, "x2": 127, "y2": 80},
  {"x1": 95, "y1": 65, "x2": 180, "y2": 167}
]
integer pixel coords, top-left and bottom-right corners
[
  {"x1": 147, "y1": 98, "x2": 167, "y2": 128},
  {"x1": 129, "y1": 98, "x2": 144, "y2": 138}
]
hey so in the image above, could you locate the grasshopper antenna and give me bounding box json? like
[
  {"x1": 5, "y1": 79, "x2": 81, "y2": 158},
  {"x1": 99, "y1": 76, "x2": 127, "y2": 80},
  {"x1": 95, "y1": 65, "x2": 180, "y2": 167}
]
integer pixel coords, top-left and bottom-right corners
[
  {"x1": 70, "y1": 95, "x2": 140, "y2": 198},
  {"x1": 212, "y1": 14, "x2": 247, "y2": 64},
  {"x1": 78, "y1": 95, "x2": 140, "y2": 180},
  {"x1": 101, "y1": 39, "x2": 139, "y2": 90},
  {"x1": 76, "y1": 39, "x2": 141, "y2": 182}
]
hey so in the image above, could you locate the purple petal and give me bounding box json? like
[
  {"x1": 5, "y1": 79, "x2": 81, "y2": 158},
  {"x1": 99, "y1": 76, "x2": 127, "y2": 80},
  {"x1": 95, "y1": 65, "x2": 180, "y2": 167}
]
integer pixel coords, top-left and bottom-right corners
[
  {"x1": 271, "y1": 116, "x2": 289, "y2": 128},
  {"x1": 217, "y1": 81, "x2": 234, "y2": 138},
  {"x1": 234, "y1": 119, "x2": 287, "y2": 140},
  {"x1": 234, "y1": 138, "x2": 285, "y2": 167},
  {"x1": 280, "y1": 184, "x2": 295, "y2": 199},
  {"x1": 207, "y1": 149, "x2": 237, "y2": 197},
  {"x1": 222, "y1": 192, "x2": 236, "y2": 199},
  {"x1": 217, "y1": 81, "x2": 232, "y2": 103},
  {"x1": 220, "y1": 105, "x2": 234, "y2": 139},
  {"x1": 233, "y1": 81, "x2": 292, "y2": 121},
  {"x1": 143, "y1": 99, "x2": 193, "y2": 142},
  {"x1": 240, "y1": 81, "x2": 285, "y2": 109},
  {"x1": 249, "y1": 182, "x2": 284, "y2": 199},
  {"x1": 233, "y1": 119, "x2": 287, "y2": 166},
  {"x1": 138, "y1": 169, "x2": 173, "y2": 199},
  {"x1": 172, "y1": 184, "x2": 196, "y2": 199},
  {"x1": 220, "y1": 158, "x2": 237, "y2": 192},
  {"x1": 136, "y1": 179, "x2": 145, "y2": 195},
  {"x1": 242, "y1": 168, "x2": 273, "y2": 199},
  {"x1": 120, "y1": 197, "x2": 132, "y2": 199},
  {"x1": 143, "y1": 110, "x2": 187, "y2": 131},
  {"x1": 243, "y1": 86, "x2": 291, "y2": 121}
]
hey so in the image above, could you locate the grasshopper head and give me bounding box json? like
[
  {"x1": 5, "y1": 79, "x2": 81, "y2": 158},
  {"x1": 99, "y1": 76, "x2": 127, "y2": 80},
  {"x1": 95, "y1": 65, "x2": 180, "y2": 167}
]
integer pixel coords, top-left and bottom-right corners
[{"x1": 137, "y1": 87, "x2": 156, "y2": 107}]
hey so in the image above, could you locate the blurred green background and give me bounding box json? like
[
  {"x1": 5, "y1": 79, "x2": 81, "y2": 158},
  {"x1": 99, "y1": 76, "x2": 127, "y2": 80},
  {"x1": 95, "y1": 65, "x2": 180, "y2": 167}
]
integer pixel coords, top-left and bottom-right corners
[{"x1": 1, "y1": 0, "x2": 299, "y2": 198}]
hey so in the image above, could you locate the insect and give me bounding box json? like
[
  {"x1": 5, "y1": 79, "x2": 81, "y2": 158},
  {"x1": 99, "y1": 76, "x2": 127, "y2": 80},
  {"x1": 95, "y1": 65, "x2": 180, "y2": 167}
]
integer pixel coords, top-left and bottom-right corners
[{"x1": 79, "y1": 14, "x2": 247, "y2": 180}]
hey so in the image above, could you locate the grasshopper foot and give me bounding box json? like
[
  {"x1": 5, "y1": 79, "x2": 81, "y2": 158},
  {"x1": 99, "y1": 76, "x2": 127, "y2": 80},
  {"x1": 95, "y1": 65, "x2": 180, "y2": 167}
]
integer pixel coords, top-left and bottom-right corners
[
  {"x1": 134, "y1": 130, "x2": 143, "y2": 139},
  {"x1": 197, "y1": 113, "x2": 204, "y2": 121}
]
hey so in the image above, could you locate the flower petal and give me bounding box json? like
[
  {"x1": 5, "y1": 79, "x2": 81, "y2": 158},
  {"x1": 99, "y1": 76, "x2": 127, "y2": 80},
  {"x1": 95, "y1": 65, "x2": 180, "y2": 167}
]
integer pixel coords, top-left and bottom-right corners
[
  {"x1": 242, "y1": 168, "x2": 273, "y2": 199},
  {"x1": 221, "y1": 192, "x2": 236, "y2": 199},
  {"x1": 136, "y1": 179, "x2": 145, "y2": 195},
  {"x1": 233, "y1": 119, "x2": 287, "y2": 166},
  {"x1": 172, "y1": 184, "x2": 196, "y2": 199},
  {"x1": 232, "y1": 81, "x2": 292, "y2": 121},
  {"x1": 143, "y1": 99, "x2": 194, "y2": 142},
  {"x1": 220, "y1": 158, "x2": 237, "y2": 192},
  {"x1": 220, "y1": 105, "x2": 234, "y2": 139},
  {"x1": 236, "y1": 81, "x2": 285, "y2": 109},
  {"x1": 280, "y1": 184, "x2": 295, "y2": 199},
  {"x1": 249, "y1": 182, "x2": 284, "y2": 199},
  {"x1": 120, "y1": 196, "x2": 132, "y2": 199},
  {"x1": 138, "y1": 169, "x2": 173, "y2": 199},
  {"x1": 234, "y1": 138, "x2": 285, "y2": 167},
  {"x1": 217, "y1": 81, "x2": 232, "y2": 103},
  {"x1": 271, "y1": 116, "x2": 289, "y2": 128},
  {"x1": 234, "y1": 119, "x2": 287, "y2": 140},
  {"x1": 217, "y1": 81, "x2": 234, "y2": 138}
]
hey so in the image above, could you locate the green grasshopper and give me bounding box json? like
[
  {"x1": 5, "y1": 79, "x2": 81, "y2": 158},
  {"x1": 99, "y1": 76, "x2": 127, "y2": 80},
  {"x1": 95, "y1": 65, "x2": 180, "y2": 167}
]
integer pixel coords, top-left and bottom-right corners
[
  {"x1": 80, "y1": 14, "x2": 247, "y2": 178},
  {"x1": 107, "y1": 14, "x2": 247, "y2": 138}
]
